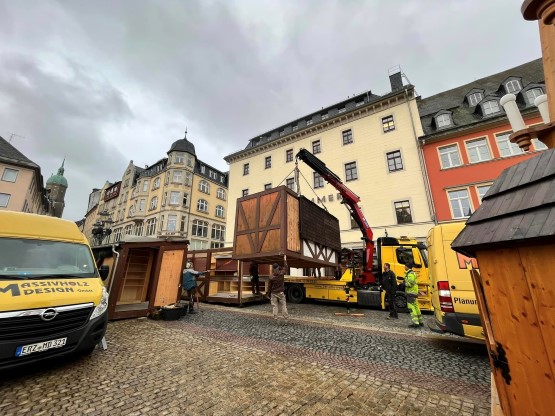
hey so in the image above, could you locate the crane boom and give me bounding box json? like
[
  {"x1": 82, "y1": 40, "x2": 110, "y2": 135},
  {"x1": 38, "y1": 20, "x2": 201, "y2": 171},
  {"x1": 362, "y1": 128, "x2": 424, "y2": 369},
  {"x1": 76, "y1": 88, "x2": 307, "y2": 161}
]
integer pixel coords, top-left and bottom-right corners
[{"x1": 295, "y1": 148, "x2": 376, "y2": 284}]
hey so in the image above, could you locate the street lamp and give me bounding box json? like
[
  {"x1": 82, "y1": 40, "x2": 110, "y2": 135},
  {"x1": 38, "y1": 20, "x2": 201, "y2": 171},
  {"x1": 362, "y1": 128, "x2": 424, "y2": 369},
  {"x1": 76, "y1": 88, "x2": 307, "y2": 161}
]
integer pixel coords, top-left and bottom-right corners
[{"x1": 91, "y1": 210, "x2": 114, "y2": 246}]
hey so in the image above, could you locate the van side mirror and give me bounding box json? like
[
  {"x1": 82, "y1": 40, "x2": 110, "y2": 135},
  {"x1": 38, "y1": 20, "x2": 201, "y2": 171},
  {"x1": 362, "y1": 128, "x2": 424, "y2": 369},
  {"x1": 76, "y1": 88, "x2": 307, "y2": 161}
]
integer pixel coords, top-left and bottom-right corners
[{"x1": 99, "y1": 265, "x2": 110, "y2": 281}]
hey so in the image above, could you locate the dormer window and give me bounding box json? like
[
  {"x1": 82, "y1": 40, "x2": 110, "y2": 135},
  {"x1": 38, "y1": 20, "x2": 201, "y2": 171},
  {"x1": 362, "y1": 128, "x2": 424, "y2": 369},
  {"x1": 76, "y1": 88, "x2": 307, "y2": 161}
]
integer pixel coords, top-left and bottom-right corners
[
  {"x1": 482, "y1": 100, "x2": 500, "y2": 116},
  {"x1": 436, "y1": 113, "x2": 452, "y2": 128},
  {"x1": 526, "y1": 88, "x2": 543, "y2": 104},
  {"x1": 306, "y1": 119, "x2": 313, "y2": 126},
  {"x1": 338, "y1": 106, "x2": 346, "y2": 114},
  {"x1": 292, "y1": 124, "x2": 298, "y2": 132},
  {"x1": 279, "y1": 130, "x2": 285, "y2": 137},
  {"x1": 468, "y1": 92, "x2": 483, "y2": 106},
  {"x1": 321, "y1": 113, "x2": 329, "y2": 120},
  {"x1": 505, "y1": 79, "x2": 521, "y2": 94}
]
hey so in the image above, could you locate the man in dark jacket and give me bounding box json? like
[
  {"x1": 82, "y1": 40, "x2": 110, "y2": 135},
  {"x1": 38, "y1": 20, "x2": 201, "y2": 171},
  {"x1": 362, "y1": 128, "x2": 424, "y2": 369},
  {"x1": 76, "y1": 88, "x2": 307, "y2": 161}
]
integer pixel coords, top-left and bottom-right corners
[
  {"x1": 249, "y1": 261, "x2": 260, "y2": 295},
  {"x1": 268, "y1": 262, "x2": 289, "y2": 320},
  {"x1": 381, "y1": 262, "x2": 398, "y2": 319},
  {"x1": 182, "y1": 260, "x2": 203, "y2": 314}
]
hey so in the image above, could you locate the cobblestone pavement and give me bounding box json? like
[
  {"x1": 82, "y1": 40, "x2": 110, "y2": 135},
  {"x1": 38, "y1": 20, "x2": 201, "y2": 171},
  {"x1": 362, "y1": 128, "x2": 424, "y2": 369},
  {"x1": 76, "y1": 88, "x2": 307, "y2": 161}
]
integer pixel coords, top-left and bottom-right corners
[{"x1": 0, "y1": 301, "x2": 491, "y2": 415}]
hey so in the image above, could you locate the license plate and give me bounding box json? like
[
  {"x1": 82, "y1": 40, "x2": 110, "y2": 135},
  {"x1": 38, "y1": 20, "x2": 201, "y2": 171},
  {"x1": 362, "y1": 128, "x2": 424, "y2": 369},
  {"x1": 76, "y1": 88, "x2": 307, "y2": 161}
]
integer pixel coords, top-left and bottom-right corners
[{"x1": 15, "y1": 338, "x2": 67, "y2": 357}]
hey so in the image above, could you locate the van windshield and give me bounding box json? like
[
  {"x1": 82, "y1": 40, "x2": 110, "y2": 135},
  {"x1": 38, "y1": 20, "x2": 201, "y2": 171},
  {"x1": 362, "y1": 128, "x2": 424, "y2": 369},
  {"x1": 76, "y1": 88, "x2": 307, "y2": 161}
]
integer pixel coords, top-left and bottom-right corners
[{"x1": 0, "y1": 238, "x2": 97, "y2": 279}]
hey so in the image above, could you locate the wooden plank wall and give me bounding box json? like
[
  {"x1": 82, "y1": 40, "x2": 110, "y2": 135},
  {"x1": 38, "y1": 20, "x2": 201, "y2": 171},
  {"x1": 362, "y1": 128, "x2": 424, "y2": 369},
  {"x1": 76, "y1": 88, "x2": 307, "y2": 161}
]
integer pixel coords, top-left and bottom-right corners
[
  {"x1": 287, "y1": 193, "x2": 300, "y2": 253},
  {"x1": 478, "y1": 247, "x2": 555, "y2": 415},
  {"x1": 154, "y1": 249, "x2": 184, "y2": 307}
]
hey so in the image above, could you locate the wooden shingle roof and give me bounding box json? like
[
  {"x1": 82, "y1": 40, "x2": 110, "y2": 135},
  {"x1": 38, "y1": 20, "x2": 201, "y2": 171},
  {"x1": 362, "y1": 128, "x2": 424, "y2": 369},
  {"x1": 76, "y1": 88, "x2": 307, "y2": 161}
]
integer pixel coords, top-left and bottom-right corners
[{"x1": 452, "y1": 148, "x2": 555, "y2": 257}]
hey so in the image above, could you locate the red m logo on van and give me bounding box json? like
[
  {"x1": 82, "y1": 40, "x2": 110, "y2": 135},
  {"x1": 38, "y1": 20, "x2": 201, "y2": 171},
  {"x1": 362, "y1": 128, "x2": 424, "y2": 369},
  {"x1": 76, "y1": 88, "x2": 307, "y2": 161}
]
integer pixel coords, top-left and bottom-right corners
[{"x1": 456, "y1": 252, "x2": 479, "y2": 269}]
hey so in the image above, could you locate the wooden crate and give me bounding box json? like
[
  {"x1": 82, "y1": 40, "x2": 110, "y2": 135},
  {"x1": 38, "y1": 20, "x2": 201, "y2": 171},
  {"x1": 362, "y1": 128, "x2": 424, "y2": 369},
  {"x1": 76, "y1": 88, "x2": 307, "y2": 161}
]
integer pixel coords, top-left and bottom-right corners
[{"x1": 233, "y1": 186, "x2": 340, "y2": 268}]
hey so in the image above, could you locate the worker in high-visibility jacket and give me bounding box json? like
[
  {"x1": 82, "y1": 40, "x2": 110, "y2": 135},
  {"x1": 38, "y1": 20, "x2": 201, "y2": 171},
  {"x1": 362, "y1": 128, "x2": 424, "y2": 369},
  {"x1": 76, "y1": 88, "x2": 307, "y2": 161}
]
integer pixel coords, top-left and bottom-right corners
[{"x1": 404, "y1": 262, "x2": 423, "y2": 328}]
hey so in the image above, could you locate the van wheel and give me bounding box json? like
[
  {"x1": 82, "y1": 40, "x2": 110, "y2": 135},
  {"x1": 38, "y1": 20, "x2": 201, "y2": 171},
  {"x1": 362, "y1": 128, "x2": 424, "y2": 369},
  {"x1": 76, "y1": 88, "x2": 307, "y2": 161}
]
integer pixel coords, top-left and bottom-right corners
[
  {"x1": 287, "y1": 285, "x2": 305, "y2": 303},
  {"x1": 394, "y1": 293, "x2": 409, "y2": 313}
]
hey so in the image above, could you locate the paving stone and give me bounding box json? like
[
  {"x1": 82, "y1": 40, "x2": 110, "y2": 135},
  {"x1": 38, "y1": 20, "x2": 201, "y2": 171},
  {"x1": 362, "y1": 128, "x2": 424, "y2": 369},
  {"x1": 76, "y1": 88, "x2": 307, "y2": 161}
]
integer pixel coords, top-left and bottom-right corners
[{"x1": 0, "y1": 302, "x2": 490, "y2": 415}]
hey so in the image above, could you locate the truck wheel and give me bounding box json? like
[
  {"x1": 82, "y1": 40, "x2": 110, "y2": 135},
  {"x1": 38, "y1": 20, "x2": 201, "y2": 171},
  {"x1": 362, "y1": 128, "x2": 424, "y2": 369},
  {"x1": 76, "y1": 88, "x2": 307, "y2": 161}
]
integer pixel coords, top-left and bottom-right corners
[
  {"x1": 394, "y1": 293, "x2": 409, "y2": 313},
  {"x1": 287, "y1": 284, "x2": 305, "y2": 303}
]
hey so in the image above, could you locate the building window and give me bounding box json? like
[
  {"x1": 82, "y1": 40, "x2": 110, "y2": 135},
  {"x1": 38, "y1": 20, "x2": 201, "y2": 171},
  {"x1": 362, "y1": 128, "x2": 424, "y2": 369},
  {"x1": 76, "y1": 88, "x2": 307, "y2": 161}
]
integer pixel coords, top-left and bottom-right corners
[
  {"x1": 496, "y1": 132, "x2": 522, "y2": 157},
  {"x1": 482, "y1": 100, "x2": 500, "y2": 115},
  {"x1": 114, "y1": 228, "x2": 122, "y2": 242},
  {"x1": 321, "y1": 113, "x2": 329, "y2": 120},
  {"x1": 505, "y1": 79, "x2": 521, "y2": 94},
  {"x1": 338, "y1": 106, "x2": 346, "y2": 114},
  {"x1": 438, "y1": 144, "x2": 462, "y2": 169},
  {"x1": 192, "y1": 219, "x2": 208, "y2": 237},
  {"x1": 183, "y1": 193, "x2": 189, "y2": 207},
  {"x1": 356, "y1": 98, "x2": 365, "y2": 107},
  {"x1": 191, "y1": 240, "x2": 209, "y2": 250},
  {"x1": 201, "y1": 165, "x2": 206, "y2": 174},
  {"x1": 1, "y1": 168, "x2": 18, "y2": 183},
  {"x1": 145, "y1": 218, "x2": 157, "y2": 236},
  {"x1": 394, "y1": 201, "x2": 413, "y2": 224},
  {"x1": 152, "y1": 177, "x2": 160, "y2": 189},
  {"x1": 215, "y1": 205, "x2": 225, "y2": 218},
  {"x1": 279, "y1": 130, "x2": 285, "y2": 137},
  {"x1": 286, "y1": 178, "x2": 295, "y2": 190},
  {"x1": 199, "y1": 180, "x2": 210, "y2": 194},
  {"x1": 345, "y1": 162, "x2": 358, "y2": 181},
  {"x1": 167, "y1": 214, "x2": 178, "y2": 232},
  {"x1": 217, "y1": 188, "x2": 226, "y2": 200},
  {"x1": 242, "y1": 189, "x2": 249, "y2": 197},
  {"x1": 314, "y1": 172, "x2": 324, "y2": 189},
  {"x1": 185, "y1": 172, "x2": 192, "y2": 187},
  {"x1": 292, "y1": 125, "x2": 298, "y2": 132},
  {"x1": 312, "y1": 140, "x2": 321, "y2": 154},
  {"x1": 174, "y1": 153, "x2": 184, "y2": 164},
  {"x1": 169, "y1": 191, "x2": 180, "y2": 205},
  {"x1": 135, "y1": 222, "x2": 144, "y2": 236},
  {"x1": 141, "y1": 180, "x2": 149, "y2": 192},
  {"x1": 149, "y1": 196, "x2": 158, "y2": 210},
  {"x1": 477, "y1": 185, "x2": 491, "y2": 202},
  {"x1": 197, "y1": 199, "x2": 208, "y2": 213},
  {"x1": 264, "y1": 183, "x2": 272, "y2": 190},
  {"x1": 306, "y1": 119, "x2": 313, "y2": 126},
  {"x1": 286, "y1": 149, "x2": 293, "y2": 163},
  {"x1": 466, "y1": 138, "x2": 492, "y2": 163},
  {"x1": 448, "y1": 189, "x2": 472, "y2": 219},
  {"x1": 0, "y1": 193, "x2": 10, "y2": 207},
  {"x1": 265, "y1": 156, "x2": 272, "y2": 169},
  {"x1": 436, "y1": 114, "x2": 451, "y2": 128},
  {"x1": 532, "y1": 138, "x2": 548, "y2": 151},
  {"x1": 187, "y1": 155, "x2": 194, "y2": 167},
  {"x1": 211, "y1": 224, "x2": 226, "y2": 241},
  {"x1": 124, "y1": 224, "x2": 133, "y2": 237},
  {"x1": 342, "y1": 129, "x2": 353, "y2": 145},
  {"x1": 351, "y1": 217, "x2": 358, "y2": 229},
  {"x1": 139, "y1": 199, "x2": 146, "y2": 212},
  {"x1": 180, "y1": 216, "x2": 186, "y2": 232},
  {"x1": 386, "y1": 151, "x2": 404, "y2": 172},
  {"x1": 382, "y1": 116, "x2": 395, "y2": 133},
  {"x1": 172, "y1": 170, "x2": 183, "y2": 183},
  {"x1": 526, "y1": 88, "x2": 543, "y2": 104},
  {"x1": 243, "y1": 163, "x2": 249, "y2": 175},
  {"x1": 211, "y1": 242, "x2": 224, "y2": 249},
  {"x1": 468, "y1": 92, "x2": 483, "y2": 106}
]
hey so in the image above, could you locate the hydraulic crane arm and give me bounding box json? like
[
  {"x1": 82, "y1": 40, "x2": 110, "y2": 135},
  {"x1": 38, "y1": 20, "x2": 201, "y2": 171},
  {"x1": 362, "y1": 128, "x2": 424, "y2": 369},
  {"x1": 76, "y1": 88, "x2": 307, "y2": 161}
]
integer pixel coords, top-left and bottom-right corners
[{"x1": 295, "y1": 148, "x2": 376, "y2": 284}]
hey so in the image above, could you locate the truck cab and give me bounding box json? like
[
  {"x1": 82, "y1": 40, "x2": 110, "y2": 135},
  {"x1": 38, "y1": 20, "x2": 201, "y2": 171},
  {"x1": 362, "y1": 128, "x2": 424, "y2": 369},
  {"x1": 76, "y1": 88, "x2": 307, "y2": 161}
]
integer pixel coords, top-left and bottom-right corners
[
  {"x1": 427, "y1": 222, "x2": 484, "y2": 341},
  {"x1": 0, "y1": 211, "x2": 109, "y2": 370}
]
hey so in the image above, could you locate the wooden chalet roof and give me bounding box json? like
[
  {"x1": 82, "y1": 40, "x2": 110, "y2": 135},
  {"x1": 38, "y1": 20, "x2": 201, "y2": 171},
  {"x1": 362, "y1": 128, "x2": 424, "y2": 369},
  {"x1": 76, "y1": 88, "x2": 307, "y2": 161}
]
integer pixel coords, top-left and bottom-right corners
[{"x1": 452, "y1": 148, "x2": 555, "y2": 257}]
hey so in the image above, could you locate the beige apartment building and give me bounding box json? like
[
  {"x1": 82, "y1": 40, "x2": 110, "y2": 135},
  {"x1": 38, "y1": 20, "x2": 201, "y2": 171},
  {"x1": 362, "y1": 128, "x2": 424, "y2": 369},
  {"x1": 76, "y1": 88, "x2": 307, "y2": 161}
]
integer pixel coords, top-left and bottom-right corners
[
  {"x1": 85, "y1": 134, "x2": 228, "y2": 250},
  {"x1": 0, "y1": 136, "x2": 66, "y2": 216},
  {"x1": 224, "y1": 71, "x2": 435, "y2": 249}
]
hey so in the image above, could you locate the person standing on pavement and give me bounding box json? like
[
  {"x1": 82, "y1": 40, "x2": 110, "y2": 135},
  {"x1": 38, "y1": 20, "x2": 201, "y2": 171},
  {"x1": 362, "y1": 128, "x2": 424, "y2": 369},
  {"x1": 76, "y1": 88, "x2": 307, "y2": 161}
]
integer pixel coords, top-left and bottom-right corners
[
  {"x1": 381, "y1": 263, "x2": 398, "y2": 319},
  {"x1": 404, "y1": 261, "x2": 423, "y2": 328},
  {"x1": 268, "y1": 262, "x2": 289, "y2": 320},
  {"x1": 182, "y1": 260, "x2": 203, "y2": 314},
  {"x1": 249, "y1": 261, "x2": 261, "y2": 295}
]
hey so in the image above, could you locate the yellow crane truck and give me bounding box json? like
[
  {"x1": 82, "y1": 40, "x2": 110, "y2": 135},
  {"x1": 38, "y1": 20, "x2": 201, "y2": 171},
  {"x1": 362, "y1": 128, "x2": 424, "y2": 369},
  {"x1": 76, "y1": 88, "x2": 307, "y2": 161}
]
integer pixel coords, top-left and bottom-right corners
[{"x1": 283, "y1": 149, "x2": 432, "y2": 312}]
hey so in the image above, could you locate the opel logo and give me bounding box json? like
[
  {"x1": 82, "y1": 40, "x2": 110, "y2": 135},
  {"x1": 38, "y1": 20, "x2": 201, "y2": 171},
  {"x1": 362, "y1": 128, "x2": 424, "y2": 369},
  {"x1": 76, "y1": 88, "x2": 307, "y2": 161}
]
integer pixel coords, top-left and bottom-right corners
[{"x1": 40, "y1": 309, "x2": 58, "y2": 322}]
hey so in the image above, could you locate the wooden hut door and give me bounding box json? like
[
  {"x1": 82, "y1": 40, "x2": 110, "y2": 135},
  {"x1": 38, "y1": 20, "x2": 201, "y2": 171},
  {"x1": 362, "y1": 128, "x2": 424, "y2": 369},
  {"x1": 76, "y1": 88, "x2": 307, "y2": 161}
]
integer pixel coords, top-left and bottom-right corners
[{"x1": 154, "y1": 250, "x2": 185, "y2": 307}]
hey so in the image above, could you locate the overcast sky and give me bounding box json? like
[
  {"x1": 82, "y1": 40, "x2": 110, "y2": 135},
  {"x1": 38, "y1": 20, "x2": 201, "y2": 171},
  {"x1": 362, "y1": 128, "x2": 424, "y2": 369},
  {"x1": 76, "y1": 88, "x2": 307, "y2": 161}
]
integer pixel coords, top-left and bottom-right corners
[{"x1": 0, "y1": 0, "x2": 542, "y2": 221}]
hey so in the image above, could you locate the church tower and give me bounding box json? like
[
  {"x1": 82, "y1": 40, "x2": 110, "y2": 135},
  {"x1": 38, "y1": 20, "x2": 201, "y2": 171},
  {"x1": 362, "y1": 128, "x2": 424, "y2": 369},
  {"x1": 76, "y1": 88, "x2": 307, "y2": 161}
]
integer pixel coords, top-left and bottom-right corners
[{"x1": 46, "y1": 160, "x2": 68, "y2": 218}]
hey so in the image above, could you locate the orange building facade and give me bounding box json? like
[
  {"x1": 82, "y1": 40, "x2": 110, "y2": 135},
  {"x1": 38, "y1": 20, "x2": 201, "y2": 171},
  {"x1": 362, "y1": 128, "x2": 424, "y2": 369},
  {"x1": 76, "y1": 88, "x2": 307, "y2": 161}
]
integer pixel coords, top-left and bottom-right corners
[{"x1": 418, "y1": 59, "x2": 547, "y2": 222}]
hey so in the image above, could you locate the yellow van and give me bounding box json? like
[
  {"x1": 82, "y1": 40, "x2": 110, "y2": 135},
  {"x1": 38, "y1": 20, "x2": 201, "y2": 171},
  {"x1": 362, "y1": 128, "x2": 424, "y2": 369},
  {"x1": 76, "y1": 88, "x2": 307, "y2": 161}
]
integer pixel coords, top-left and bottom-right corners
[
  {"x1": 426, "y1": 222, "x2": 484, "y2": 341},
  {"x1": 0, "y1": 211, "x2": 109, "y2": 369}
]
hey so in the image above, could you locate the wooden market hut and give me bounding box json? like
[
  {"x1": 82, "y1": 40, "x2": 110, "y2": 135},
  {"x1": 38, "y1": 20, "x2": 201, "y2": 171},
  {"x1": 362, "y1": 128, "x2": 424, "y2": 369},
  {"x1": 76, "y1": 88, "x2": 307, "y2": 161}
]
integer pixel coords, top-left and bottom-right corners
[
  {"x1": 104, "y1": 238, "x2": 189, "y2": 320},
  {"x1": 452, "y1": 148, "x2": 555, "y2": 414}
]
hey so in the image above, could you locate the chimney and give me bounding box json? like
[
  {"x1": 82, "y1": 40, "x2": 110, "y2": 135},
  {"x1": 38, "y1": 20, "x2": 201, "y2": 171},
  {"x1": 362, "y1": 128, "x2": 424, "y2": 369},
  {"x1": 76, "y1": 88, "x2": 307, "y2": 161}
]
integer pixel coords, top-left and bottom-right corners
[{"x1": 388, "y1": 66, "x2": 403, "y2": 92}]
